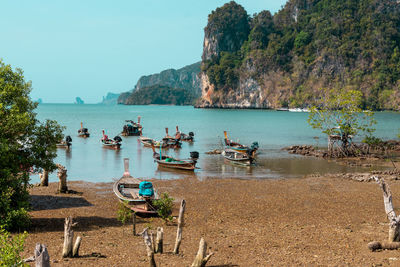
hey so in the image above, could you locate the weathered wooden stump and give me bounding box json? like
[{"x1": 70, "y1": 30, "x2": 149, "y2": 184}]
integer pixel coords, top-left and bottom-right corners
[
  {"x1": 34, "y1": 243, "x2": 50, "y2": 267},
  {"x1": 57, "y1": 164, "x2": 68, "y2": 193},
  {"x1": 132, "y1": 212, "x2": 136, "y2": 236},
  {"x1": 141, "y1": 228, "x2": 156, "y2": 267},
  {"x1": 173, "y1": 199, "x2": 186, "y2": 254},
  {"x1": 155, "y1": 227, "x2": 163, "y2": 254},
  {"x1": 191, "y1": 238, "x2": 213, "y2": 267},
  {"x1": 72, "y1": 236, "x2": 82, "y2": 257},
  {"x1": 62, "y1": 217, "x2": 74, "y2": 258},
  {"x1": 39, "y1": 169, "x2": 49, "y2": 186}
]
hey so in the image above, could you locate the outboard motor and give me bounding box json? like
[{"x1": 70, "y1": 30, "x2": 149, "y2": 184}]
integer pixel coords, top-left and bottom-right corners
[
  {"x1": 65, "y1": 135, "x2": 72, "y2": 143},
  {"x1": 190, "y1": 151, "x2": 199, "y2": 160},
  {"x1": 114, "y1": 136, "x2": 122, "y2": 143},
  {"x1": 251, "y1": 141, "x2": 259, "y2": 150},
  {"x1": 189, "y1": 132, "x2": 194, "y2": 137}
]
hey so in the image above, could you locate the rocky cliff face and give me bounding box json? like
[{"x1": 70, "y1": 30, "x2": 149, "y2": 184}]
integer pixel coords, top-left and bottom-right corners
[
  {"x1": 100, "y1": 92, "x2": 119, "y2": 105},
  {"x1": 118, "y1": 62, "x2": 201, "y2": 104},
  {"x1": 197, "y1": 0, "x2": 400, "y2": 110}
]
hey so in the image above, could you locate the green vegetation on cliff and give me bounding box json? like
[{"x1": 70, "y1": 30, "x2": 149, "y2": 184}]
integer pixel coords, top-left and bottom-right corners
[
  {"x1": 201, "y1": 0, "x2": 400, "y2": 110},
  {"x1": 119, "y1": 85, "x2": 195, "y2": 105}
]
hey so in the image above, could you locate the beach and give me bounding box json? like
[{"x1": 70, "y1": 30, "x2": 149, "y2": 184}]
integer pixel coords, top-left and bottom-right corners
[{"x1": 24, "y1": 173, "x2": 400, "y2": 266}]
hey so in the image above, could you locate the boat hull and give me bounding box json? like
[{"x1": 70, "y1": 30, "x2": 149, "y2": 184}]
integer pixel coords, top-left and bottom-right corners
[{"x1": 155, "y1": 159, "x2": 196, "y2": 171}]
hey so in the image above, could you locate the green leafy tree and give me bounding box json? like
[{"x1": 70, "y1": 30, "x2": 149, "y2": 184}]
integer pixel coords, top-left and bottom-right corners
[
  {"x1": 0, "y1": 60, "x2": 63, "y2": 230},
  {"x1": 308, "y1": 89, "x2": 376, "y2": 155},
  {"x1": 0, "y1": 227, "x2": 28, "y2": 266}
]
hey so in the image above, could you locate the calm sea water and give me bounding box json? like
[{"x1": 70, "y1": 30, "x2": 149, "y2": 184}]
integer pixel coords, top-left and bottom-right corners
[{"x1": 30, "y1": 104, "x2": 400, "y2": 183}]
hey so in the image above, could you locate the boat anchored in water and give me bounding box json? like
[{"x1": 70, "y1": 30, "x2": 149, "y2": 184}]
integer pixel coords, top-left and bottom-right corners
[
  {"x1": 222, "y1": 148, "x2": 255, "y2": 166},
  {"x1": 57, "y1": 135, "x2": 72, "y2": 149},
  {"x1": 121, "y1": 116, "x2": 143, "y2": 136},
  {"x1": 101, "y1": 130, "x2": 122, "y2": 149},
  {"x1": 77, "y1": 122, "x2": 90, "y2": 138},
  {"x1": 139, "y1": 136, "x2": 167, "y2": 148},
  {"x1": 175, "y1": 126, "x2": 194, "y2": 142},
  {"x1": 152, "y1": 146, "x2": 199, "y2": 171},
  {"x1": 223, "y1": 131, "x2": 259, "y2": 154},
  {"x1": 113, "y1": 158, "x2": 159, "y2": 215},
  {"x1": 162, "y1": 127, "x2": 182, "y2": 149}
]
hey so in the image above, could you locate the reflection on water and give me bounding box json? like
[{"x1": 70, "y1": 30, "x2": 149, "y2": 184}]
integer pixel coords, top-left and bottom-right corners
[{"x1": 29, "y1": 104, "x2": 400, "y2": 183}]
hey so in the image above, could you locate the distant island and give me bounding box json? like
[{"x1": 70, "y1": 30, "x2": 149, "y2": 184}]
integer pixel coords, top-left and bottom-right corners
[
  {"x1": 118, "y1": 62, "x2": 201, "y2": 105},
  {"x1": 100, "y1": 92, "x2": 120, "y2": 105}
]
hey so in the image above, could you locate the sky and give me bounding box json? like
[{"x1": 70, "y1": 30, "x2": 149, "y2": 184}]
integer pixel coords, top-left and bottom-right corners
[{"x1": 0, "y1": 1, "x2": 287, "y2": 103}]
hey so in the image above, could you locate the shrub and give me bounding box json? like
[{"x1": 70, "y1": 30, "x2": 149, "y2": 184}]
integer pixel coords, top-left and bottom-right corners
[
  {"x1": 153, "y1": 193, "x2": 174, "y2": 222},
  {"x1": 117, "y1": 201, "x2": 132, "y2": 224},
  {"x1": 0, "y1": 227, "x2": 28, "y2": 266}
]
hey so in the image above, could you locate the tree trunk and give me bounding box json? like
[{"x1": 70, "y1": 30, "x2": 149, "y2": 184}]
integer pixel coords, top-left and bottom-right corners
[
  {"x1": 34, "y1": 243, "x2": 50, "y2": 267},
  {"x1": 72, "y1": 236, "x2": 82, "y2": 257},
  {"x1": 62, "y1": 217, "x2": 74, "y2": 258},
  {"x1": 155, "y1": 227, "x2": 163, "y2": 254},
  {"x1": 57, "y1": 164, "x2": 68, "y2": 193},
  {"x1": 191, "y1": 238, "x2": 213, "y2": 267},
  {"x1": 173, "y1": 199, "x2": 186, "y2": 254},
  {"x1": 141, "y1": 228, "x2": 156, "y2": 267},
  {"x1": 374, "y1": 176, "x2": 400, "y2": 242},
  {"x1": 39, "y1": 169, "x2": 49, "y2": 187}
]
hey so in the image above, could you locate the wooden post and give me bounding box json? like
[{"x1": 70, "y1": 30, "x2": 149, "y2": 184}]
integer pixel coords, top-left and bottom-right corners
[
  {"x1": 62, "y1": 217, "x2": 74, "y2": 258},
  {"x1": 72, "y1": 236, "x2": 82, "y2": 257},
  {"x1": 191, "y1": 238, "x2": 213, "y2": 267},
  {"x1": 39, "y1": 169, "x2": 49, "y2": 186},
  {"x1": 374, "y1": 176, "x2": 400, "y2": 242},
  {"x1": 155, "y1": 227, "x2": 163, "y2": 254},
  {"x1": 132, "y1": 212, "x2": 136, "y2": 236},
  {"x1": 150, "y1": 231, "x2": 156, "y2": 252},
  {"x1": 141, "y1": 228, "x2": 156, "y2": 267},
  {"x1": 173, "y1": 199, "x2": 186, "y2": 254},
  {"x1": 57, "y1": 164, "x2": 68, "y2": 193},
  {"x1": 34, "y1": 243, "x2": 50, "y2": 267}
]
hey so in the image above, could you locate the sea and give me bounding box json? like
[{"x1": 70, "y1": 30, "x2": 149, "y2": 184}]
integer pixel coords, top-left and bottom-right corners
[{"x1": 30, "y1": 104, "x2": 400, "y2": 183}]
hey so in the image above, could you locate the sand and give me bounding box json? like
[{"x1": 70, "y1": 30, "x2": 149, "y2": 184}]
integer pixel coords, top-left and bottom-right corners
[{"x1": 23, "y1": 174, "x2": 400, "y2": 266}]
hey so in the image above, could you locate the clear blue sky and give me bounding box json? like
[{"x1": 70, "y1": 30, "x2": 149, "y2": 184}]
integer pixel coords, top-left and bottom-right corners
[{"x1": 0, "y1": 1, "x2": 287, "y2": 103}]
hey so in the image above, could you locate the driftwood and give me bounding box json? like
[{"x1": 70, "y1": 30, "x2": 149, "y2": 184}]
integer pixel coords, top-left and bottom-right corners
[
  {"x1": 374, "y1": 176, "x2": 400, "y2": 242},
  {"x1": 155, "y1": 227, "x2": 163, "y2": 254},
  {"x1": 173, "y1": 199, "x2": 186, "y2": 254},
  {"x1": 72, "y1": 236, "x2": 82, "y2": 257},
  {"x1": 191, "y1": 238, "x2": 213, "y2": 267},
  {"x1": 141, "y1": 228, "x2": 156, "y2": 267},
  {"x1": 57, "y1": 164, "x2": 68, "y2": 193},
  {"x1": 368, "y1": 241, "x2": 400, "y2": 251},
  {"x1": 132, "y1": 212, "x2": 136, "y2": 236},
  {"x1": 39, "y1": 169, "x2": 49, "y2": 186}
]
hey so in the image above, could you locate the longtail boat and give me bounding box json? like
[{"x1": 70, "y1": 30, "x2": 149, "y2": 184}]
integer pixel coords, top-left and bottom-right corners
[
  {"x1": 121, "y1": 116, "x2": 143, "y2": 136},
  {"x1": 113, "y1": 158, "x2": 159, "y2": 215},
  {"x1": 223, "y1": 131, "x2": 258, "y2": 155},
  {"x1": 139, "y1": 136, "x2": 167, "y2": 148},
  {"x1": 152, "y1": 146, "x2": 198, "y2": 171},
  {"x1": 56, "y1": 135, "x2": 72, "y2": 149},
  {"x1": 162, "y1": 127, "x2": 182, "y2": 148},
  {"x1": 176, "y1": 126, "x2": 194, "y2": 142},
  {"x1": 77, "y1": 122, "x2": 90, "y2": 138},
  {"x1": 222, "y1": 148, "x2": 255, "y2": 166},
  {"x1": 101, "y1": 130, "x2": 122, "y2": 149}
]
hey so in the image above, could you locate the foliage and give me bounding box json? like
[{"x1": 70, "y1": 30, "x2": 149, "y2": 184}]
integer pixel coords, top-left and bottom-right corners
[
  {"x1": 0, "y1": 227, "x2": 28, "y2": 266},
  {"x1": 153, "y1": 192, "x2": 174, "y2": 223},
  {"x1": 362, "y1": 135, "x2": 383, "y2": 147},
  {"x1": 0, "y1": 60, "x2": 63, "y2": 230},
  {"x1": 122, "y1": 85, "x2": 195, "y2": 105},
  {"x1": 308, "y1": 89, "x2": 376, "y2": 139},
  {"x1": 202, "y1": 0, "x2": 400, "y2": 110},
  {"x1": 116, "y1": 201, "x2": 132, "y2": 224}
]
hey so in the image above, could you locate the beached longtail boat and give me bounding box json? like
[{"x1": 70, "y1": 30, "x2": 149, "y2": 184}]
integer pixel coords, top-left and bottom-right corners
[
  {"x1": 222, "y1": 148, "x2": 255, "y2": 166},
  {"x1": 121, "y1": 116, "x2": 143, "y2": 136},
  {"x1": 162, "y1": 127, "x2": 182, "y2": 148},
  {"x1": 224, "y1": 131, "x2": 259, "y2": 155},
  {"x1": 152, "y1": 145, "x2": 198, "y2": 171},
  {"x1": 113, "y1": 158, "x2": 159, "y2": 215},
  {"x1": 176, "y1": 126, "x2": 194, "y2": 142},
  {"x1": 56, "y1": 135, "x2": 72, "y2": 149},
  {"x1": 139, "y1": 136, "x2": 167, "y2": 148},
  {"x1": 101, "y1": 130, "x2": 122, "y2": 149},
  {"x1": 78, "y1": 122, "x2": 90, "y2": 138}
]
